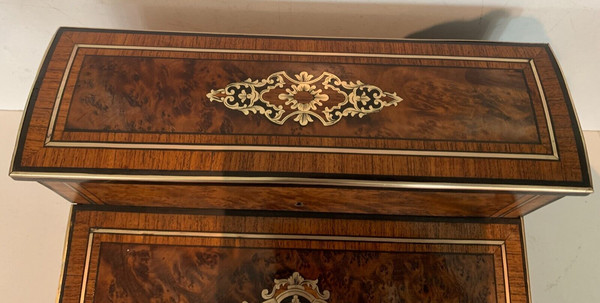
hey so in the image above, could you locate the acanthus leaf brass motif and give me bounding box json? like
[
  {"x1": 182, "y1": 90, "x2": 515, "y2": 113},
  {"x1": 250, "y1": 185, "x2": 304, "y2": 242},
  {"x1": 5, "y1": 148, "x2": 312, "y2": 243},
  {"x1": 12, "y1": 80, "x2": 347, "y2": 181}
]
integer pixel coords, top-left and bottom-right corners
[
  {"x1": 242, "y1": 272, "x2": 330, "y2": 303},
  {"x1": 207, "y1": 71, "x2": 402, "y2": 126}
]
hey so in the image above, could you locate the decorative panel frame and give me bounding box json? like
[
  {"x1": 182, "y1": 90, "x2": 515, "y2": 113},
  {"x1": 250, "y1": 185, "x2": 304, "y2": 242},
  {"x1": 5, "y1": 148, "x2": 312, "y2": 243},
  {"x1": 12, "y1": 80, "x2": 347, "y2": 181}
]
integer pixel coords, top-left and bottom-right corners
[
  {"x1": 10, "y1": 28, "x2": 592, "y2": 197},
  {"x1": 58, "y1": 207, "x2": 530, "y2": 303}
]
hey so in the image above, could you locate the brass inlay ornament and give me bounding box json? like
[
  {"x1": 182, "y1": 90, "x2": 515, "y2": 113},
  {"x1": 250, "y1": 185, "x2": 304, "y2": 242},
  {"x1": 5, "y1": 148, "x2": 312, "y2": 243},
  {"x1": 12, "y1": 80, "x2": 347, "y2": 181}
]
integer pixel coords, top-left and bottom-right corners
[
  {"x1": 207, "y1": 71, "x2": 402, "y2": 126},
  {"x1": 242, "y1": 272, "x2": 330, "y2": 303}
]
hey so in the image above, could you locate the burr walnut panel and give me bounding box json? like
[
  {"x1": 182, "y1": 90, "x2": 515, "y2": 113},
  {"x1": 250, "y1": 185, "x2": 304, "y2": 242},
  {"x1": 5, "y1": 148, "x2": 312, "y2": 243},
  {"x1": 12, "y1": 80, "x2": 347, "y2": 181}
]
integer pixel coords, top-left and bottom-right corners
[
  {"x1": 59, "y1": 207, "x2": 527, "y2": 303},
  {"x1": 62, "y1": 52, "x2": 541, "y2": 144},
  {"x1": 95, "y1": 243, "x2": 497, "y2": 303},
  {"x1": 46, "y1": 44, "x2": 555, "y2": 157}
]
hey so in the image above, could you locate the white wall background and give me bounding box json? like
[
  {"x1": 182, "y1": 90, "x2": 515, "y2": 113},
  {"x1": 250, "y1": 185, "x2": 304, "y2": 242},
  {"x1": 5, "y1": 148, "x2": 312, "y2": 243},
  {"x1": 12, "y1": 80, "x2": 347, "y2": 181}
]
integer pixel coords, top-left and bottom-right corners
[{"x1": 0, "y1": 0, "x2": 599, "y2": 302}]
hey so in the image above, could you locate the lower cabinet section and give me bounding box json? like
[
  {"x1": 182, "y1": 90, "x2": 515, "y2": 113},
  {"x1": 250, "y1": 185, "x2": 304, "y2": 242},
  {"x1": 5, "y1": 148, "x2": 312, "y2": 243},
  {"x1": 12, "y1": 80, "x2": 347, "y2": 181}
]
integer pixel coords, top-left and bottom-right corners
[{"x1": 60, "y1": 206, "x2": 530, "y2": 303}]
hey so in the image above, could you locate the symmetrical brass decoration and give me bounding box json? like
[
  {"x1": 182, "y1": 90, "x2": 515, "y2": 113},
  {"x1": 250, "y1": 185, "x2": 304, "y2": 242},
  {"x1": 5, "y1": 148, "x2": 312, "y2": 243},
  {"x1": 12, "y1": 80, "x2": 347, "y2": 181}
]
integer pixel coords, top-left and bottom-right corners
[
  {"x1": 242, "y1": 272, "x2": 330, "y2": 303},
  {"x1": 207, "y1": 71, "x2": 402, "y2": 126},
  {"x1": 41, "y1": 44, "x2": 564, "y2": 162}
]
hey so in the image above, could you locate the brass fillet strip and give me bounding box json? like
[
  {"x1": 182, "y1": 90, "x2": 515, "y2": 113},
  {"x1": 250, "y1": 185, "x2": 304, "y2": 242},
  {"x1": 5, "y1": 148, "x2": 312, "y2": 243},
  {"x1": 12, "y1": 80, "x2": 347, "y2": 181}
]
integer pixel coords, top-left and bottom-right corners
[
  {"x1": 55, "y1": 206, "x2": 73, "y2": 303},
  {"x1": 77, "y1": 43, "x2": 533, "y2": 63},
  {"x1": 9, "y1": 171, "x2": 595, "y2": 194},
  {"x1": 89, "y1": 228, "x2": 507, "y2": 245},
  {"x1": 45, "y1": 140, "x2": 559, "y2": 160},
  {"x1": 77, "y1": 228, "x2": 509, "y2": 303},
  {"x1": 45, "y1": 45, "x2": 79, "y2": 144},
  {"x1": 42, "y1": 44, "x2": 558, "y2": 161},
  {"x1": 529, "y1": 59, "x2": 559, "y2": 159},
  {"x1": 501, "y1": 243, "x2": 511, "y2": 303},
  {"x1": 79, "y1": 231, "x2": 94, "y2": 303}
]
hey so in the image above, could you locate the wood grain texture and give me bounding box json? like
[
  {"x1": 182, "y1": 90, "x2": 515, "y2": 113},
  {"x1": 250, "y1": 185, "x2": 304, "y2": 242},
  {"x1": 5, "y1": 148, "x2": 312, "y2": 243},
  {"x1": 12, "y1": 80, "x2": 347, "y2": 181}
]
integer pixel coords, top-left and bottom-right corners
[
  {"x1": 59, "y1": 206, "x2": 529, "y2": 303},
  {"x1": 10, "y1": 28, "x2": 592, "y2": 216},
  {"x1": 94, "y1": 243, "x2": 496, "y2": 303},
  {"x1": 63, "y1": 53, "x2": 538, "y2": 143},
  {"x1": 12, "y1": 28, "x2": 589, "y2": 183},
  {"x1": 52, "y1": 181, "x2": 543, "y2": 217}
]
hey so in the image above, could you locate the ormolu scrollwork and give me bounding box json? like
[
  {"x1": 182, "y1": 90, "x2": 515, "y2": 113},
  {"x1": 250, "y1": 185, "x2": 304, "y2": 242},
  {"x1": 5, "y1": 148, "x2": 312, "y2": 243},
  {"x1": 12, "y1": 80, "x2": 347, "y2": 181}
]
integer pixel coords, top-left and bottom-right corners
[
  {"x1": 242, "y1": 272, "x2": 330, "y2": 303},
  {"x1": 207, "y1": 71, "x2": 402, "y2": 126}
]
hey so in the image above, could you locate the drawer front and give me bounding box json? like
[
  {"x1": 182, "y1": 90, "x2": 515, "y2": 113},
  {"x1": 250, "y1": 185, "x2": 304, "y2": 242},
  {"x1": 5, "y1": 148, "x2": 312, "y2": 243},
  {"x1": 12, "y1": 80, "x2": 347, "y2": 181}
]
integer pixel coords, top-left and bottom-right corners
[{"x1": 59, "y1": 207, "x2": 529, "y2": 302}]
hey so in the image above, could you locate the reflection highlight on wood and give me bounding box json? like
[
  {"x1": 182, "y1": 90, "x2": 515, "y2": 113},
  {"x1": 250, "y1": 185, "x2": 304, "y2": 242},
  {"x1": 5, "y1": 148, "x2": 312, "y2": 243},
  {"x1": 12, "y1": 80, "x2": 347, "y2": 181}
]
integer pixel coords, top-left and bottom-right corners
[
  {"x1": 65, "y1": 54, "x2": 538, "y2": 143},
  {"x1": 95, "y1": 243, "x2": 496, "y2": 303}
]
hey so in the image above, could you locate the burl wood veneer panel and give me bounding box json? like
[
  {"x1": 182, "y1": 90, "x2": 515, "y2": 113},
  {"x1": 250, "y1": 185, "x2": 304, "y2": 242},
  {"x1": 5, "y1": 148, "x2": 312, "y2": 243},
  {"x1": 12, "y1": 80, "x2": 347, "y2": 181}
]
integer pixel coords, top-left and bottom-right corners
[
  {"x1": 64, "y1": 54, "x2": 539, "y2": 144},
  {"x1": 11, "y1": 28, "x2": 591, "y2": 214},
  {"x1": 59, "y1": 207, "x2": 529, "y2": 302},
  {"x1": 96, "y1": 244, "x2": 496, "y2": 302}
]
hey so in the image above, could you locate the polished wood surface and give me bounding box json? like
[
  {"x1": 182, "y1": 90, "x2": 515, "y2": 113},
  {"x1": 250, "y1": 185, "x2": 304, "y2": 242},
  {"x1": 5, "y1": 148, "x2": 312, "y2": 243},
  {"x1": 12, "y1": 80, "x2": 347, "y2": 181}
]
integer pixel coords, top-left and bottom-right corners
[
  {"x1": 11, "y1": 28, "x2": 592, "y2": 215},
  {"x1": 63, "y1": 52, "x2": 539, "y2": 144},
  {"x1": 96, "y1": 244, "x2": 496, "y2": 302},
  {"x1": 41, "y1": 180, "x2": 553, "y2": 217},
  {"x1": 12, "y1": 28, "x2": 589, "y2": 183},
  {"x1": 60, "y1": 206, "x2": 529, "y2": 302}
]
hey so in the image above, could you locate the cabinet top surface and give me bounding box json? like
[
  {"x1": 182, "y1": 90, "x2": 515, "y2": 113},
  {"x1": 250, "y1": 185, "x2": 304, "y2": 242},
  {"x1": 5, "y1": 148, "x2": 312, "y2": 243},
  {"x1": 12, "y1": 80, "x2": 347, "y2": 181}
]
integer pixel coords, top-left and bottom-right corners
[{"x1": 11, "y1": 27, "x2": 592, "y2": 194}]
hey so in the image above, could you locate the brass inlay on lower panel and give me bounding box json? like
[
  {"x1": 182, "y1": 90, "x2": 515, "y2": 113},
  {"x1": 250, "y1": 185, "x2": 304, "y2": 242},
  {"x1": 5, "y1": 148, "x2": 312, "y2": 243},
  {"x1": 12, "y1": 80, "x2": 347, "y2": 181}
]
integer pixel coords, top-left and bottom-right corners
[
  {"x1": 78, "y1": 228, "x2": 510, "y2": 303},
  {"x1": 42, "y1": 43, "x2": 558, "y2": 161},
  {"x1": 242, "y1": 272, "x2": 330, "y2": 303}
]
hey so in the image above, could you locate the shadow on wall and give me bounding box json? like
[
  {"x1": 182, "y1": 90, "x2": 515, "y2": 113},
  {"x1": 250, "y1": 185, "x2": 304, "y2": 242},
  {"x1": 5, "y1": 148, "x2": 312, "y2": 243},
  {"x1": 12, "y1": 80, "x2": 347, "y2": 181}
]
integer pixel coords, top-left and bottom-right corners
[
  {"x1": 406, "y1": 10, "x2": 510, "y2": 40},
  {"x1": 103, "y1": 1, "x2": 549, "y2": 41}
]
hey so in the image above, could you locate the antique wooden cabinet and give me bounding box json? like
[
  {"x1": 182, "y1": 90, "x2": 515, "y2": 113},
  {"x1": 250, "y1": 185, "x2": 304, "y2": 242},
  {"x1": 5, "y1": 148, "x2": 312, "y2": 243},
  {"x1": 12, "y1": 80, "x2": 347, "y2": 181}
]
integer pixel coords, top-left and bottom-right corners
[{"x1": 10, "y1": 28, "x2": 592, "y2": 302}]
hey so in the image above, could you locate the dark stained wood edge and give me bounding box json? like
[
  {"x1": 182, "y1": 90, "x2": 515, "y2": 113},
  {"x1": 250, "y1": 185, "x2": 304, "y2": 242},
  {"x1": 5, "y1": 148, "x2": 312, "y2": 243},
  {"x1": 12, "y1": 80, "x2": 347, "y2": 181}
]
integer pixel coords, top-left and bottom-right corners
[
  {"x1": 543, "y1": 45, "x2": 592, "y2": 190},
  {"x1": 11, "y1": 166, "x2": 594, "y2": 190},
  {"x1": 11, "y1": 27, "x2": 64, "y2": 176},
  {"x1": 69, "y1": 204, "x2": 522, "y2": 225}
]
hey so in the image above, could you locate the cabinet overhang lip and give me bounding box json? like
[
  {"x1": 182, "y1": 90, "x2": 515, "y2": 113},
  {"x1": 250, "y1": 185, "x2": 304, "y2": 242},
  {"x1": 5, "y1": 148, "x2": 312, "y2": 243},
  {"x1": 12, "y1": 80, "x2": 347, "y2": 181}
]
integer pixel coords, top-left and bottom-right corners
[{"x1": 8, "y1": 170, "x2": 594, "y2": 195}]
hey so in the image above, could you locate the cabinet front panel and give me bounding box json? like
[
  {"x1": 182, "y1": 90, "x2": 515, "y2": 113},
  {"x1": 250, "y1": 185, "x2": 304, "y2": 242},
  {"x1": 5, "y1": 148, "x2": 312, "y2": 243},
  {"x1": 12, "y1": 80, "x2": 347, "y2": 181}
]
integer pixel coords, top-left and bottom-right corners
[{"x1": 59, "y1": 207, "x2": 529, "y2": 302}]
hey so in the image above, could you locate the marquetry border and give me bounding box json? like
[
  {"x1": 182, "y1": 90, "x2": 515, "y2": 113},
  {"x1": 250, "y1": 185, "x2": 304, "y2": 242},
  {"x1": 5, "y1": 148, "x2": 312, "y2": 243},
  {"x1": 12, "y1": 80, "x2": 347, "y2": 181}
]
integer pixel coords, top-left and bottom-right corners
[
  {"x1": 11, "y1": 29, "x2": 591, "y2": 194},
  {"x1": 78, "y1": 228, "x2": 512, "y2": 303},
  {"x1": 44, "y1": 43, "x2": 558, "y2": 160}
]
